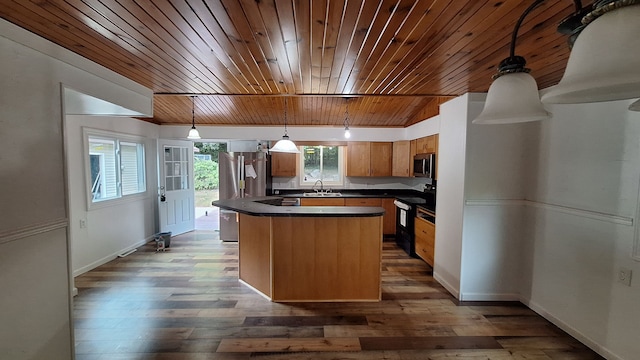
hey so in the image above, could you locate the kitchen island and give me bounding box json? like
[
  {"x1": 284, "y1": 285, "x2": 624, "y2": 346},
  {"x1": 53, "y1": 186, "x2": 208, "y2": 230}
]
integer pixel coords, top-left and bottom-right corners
[{"x1": 212, "y1": 197, "x2": 384, "y2": 302}]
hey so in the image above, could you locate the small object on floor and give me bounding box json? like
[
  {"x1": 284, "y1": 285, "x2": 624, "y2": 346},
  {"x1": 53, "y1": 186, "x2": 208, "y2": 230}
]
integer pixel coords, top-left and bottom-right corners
[
  {"x1": 155, "y1": 238, "x2": 166, "y2": 252},
  {"x1": 205, "y1": 210, "x2": 208, "y2": 216},
  {"x1": 117, "y1": 249, "x2": 137, "y2": 258}
]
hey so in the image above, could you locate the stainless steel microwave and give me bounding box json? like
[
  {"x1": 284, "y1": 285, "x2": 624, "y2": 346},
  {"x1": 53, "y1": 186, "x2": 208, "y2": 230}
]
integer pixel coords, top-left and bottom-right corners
[{"x1": 413, "y1": 153, "x2": 435, "y2": 178}]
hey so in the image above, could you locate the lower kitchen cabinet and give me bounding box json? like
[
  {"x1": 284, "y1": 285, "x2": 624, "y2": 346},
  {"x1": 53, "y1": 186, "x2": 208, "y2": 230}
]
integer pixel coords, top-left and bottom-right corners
[
  {"x1": 344, "y1": 198, "x2": 381, "y2": 207},
  {"x1": 299, "y1": 196, "x2": 395, "y2": 236},
  {"x1": 382, "y1": 198, "x2": 396, "y2": 235},
  {"x1": 299, "y1": 198, "x2": 345, "y2": 206},
  {"x1": 414, "y1": 217, "x2": 435, "y2": 266}
]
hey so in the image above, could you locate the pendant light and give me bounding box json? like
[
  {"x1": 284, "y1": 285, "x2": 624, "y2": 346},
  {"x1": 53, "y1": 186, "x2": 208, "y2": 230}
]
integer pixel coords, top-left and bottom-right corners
[
  {"x1": 344, "y1": 99, "x2": 351, "y2": 139},
  {"x1": 541, "y1": 1, "x2": 640, "y2": 104},
  {"x1": 186, "y1": 96, "x2": 201, "y2": 140},
  {"x1": 630, "y1": 99, "x2": 640, "y2": 112},
  {"x1": 270, "y1": 97, "x2": 300, "y2": 153},
  {"x1": 473, "y1": 0, "x2": 550, "y2": 124}
]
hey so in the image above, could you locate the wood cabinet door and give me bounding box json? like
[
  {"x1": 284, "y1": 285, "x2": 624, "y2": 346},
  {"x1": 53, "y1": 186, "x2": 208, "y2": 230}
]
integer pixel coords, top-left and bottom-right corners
[
  {"x1": 414, "y1": 217, "x2": 435, "y2": 266},
  {"x1": 425, "y1": 135, "x2": 437, "y2": 153},
  {"x1": 271, "y1": 152, "x2": 297, "y2": 177},
  {"x1": 416, "y1": 137, "x2": 428, "y2": 154},
  {"x1": 381, "y1": 198, "x2": 396, "y2": 235},
  {"x1": 345, "y1": 198, "x2": 382, "y2": 207},
  {"x1": 392, "y1": 140, "x2": 411, "y2": 177},
  {"x1": 370, "y1": 142, "x2": 392, "y2": 176},
  {"x1": 346, "y1": 142, "x2": 370, "y2": 176},
  {"x1": 299, "y1": 198, "x2": 345, "y2": 206}
]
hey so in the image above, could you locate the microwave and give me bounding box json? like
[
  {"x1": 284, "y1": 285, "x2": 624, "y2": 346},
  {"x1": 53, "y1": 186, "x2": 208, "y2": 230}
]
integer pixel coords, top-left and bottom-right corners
[{"x1": 413, "y1": 153, "x2": 435, "y2": 178}]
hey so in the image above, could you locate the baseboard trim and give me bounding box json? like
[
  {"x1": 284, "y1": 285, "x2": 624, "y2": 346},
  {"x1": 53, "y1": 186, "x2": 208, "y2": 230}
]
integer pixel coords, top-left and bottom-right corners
[
  {"x1": 460, "y1": 292, "x2": 521, "y2": 301},
  {"x1": 521, "y1": 296, "x2": 624, "y2": 360},
  {"x1": 433, "y1": 272, "x2": 460, "y2": 300},
  {"x1": 73, "y1": 237, "x2": 149, "y2": 277}
]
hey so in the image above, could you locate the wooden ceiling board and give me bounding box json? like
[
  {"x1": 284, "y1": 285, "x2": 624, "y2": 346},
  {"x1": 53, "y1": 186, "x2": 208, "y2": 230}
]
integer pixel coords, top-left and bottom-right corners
[{"x1": 0, "y1": 0, "x2": 587, "y2": 127}]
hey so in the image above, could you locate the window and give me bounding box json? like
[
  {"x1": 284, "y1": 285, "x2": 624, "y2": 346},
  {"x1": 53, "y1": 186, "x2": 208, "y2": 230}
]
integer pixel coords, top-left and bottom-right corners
[
  {"x1": 86, "y1": 130, "x2": 146, "y2": 204},
  {"x1": 299, "y1": 146, "x2": 344, "y2": 186}
]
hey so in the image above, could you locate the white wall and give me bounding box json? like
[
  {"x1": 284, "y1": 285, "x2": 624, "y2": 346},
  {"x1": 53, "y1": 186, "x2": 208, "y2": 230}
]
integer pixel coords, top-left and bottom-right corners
[
  {"x1": 459, "y1": 95, "x2": 534, "y2": 300},
  {"x1": 0, "y1": 18, "x2": 153, "y2": 360},
  {"x1": 436, "y1": 91, "x2": 640, "y2": 359},
  {"x1": 521, "y1": 100, "x2": 640, "y2": 360},
  {"x1": 433, "y1": 95, "x2": 469, "y2": 298},
  {"x1": 65, "y1": 115, "x2": 159, "y2": 276}
]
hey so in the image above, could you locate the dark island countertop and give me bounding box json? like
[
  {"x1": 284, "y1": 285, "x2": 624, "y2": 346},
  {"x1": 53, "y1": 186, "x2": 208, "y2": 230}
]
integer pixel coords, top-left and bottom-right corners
[
  {"x1": 273, "y1": 188, "x2": 436, "y2": 212},
  {"x1": 212, "y1": 196, "x2": 385, "y2": 217}
]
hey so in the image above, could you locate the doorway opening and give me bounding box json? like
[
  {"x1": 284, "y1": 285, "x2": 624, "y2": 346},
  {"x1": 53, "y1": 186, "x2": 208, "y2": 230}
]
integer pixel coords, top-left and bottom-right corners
[{"x1": 193, "y1": 142, "x2": 227, "y2": 231}]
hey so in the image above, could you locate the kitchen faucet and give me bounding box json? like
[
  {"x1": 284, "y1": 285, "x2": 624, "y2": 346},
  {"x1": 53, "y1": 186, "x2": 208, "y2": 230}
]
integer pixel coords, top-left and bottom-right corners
[{"x1": 313, "y1": 179, "x2": 324, "y2": 193}]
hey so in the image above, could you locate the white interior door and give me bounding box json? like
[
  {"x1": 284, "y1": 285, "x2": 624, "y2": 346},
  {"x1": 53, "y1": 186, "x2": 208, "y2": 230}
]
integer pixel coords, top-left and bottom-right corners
[{"x1": 158, "y1": 139, "x2": 195, "y2": 235}]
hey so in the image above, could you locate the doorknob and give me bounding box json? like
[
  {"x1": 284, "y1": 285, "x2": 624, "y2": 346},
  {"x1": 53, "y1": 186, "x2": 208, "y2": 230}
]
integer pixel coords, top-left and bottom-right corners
[{"x1": 159, "y1": 186, "x2": 166, "y2": 202}]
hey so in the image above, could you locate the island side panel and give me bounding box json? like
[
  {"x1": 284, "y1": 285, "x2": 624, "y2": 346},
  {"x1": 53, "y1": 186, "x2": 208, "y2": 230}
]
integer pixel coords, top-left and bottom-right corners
[
  {"x1": 271, "y1": 216, "x2": 382, "y2": 302},
  {"x1": 238, "y1": 213, "x2": 272, "y2": 298}
]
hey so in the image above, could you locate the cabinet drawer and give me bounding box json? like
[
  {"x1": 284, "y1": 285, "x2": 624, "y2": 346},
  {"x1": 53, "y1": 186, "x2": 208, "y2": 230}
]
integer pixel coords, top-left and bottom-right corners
[
  {"x1": 414, "y1": 217, "x2": 435, "y2": 266},
  {"x1": 345, "y1": 198, "x2": 382, "y2": 207},
  {"x1": 414, "y1": 217, "x2": 435, "y2": 238},
  {"x1": 415, "y1": 238, "x2": 434, "y2": 266}
]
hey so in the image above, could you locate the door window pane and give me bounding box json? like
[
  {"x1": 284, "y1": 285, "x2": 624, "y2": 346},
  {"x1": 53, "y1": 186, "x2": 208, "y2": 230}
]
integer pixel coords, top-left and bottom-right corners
[{"x1": 164, "y1": 145, "x2": 190, "y2": 191}]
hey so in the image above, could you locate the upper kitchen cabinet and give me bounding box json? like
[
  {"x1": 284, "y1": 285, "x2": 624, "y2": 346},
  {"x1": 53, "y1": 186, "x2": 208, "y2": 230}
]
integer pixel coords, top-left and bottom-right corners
[
  {"x1": 416, "y1": 134, "x2": 438, "y2": 154},
  {"x1": 270, "y1": 152, "x2": 297, "y2": 177},
  {"x1": 392, "y1": 141, "x2": 411, "y2": 177},
  {"x1": 347, "y1": 142, "x2": 392, "y2": 177}
]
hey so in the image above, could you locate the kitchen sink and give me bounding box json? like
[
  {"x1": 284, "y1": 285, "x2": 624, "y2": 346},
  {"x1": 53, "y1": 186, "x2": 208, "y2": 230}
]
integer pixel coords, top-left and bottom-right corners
[{"x1": 302, "y1": 192, "x2": 342, "y2": 197}]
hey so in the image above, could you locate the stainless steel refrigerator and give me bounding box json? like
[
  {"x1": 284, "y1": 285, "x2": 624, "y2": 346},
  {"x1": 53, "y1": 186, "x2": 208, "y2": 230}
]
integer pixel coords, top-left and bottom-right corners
[{"x1": 218, "y1": 152, "x2": 270, "y2": 241}]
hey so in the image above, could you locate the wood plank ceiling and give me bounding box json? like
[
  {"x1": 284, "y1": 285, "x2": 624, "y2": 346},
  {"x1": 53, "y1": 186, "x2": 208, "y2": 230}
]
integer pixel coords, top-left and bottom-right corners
[{"x1": 0, "y1": 0, "x2": 579, "y2": 128}]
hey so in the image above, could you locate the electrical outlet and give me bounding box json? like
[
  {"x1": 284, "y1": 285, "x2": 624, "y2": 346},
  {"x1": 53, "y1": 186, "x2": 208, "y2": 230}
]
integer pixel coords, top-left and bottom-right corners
[
  {"x1": 617, "y1": 268, "x2": 632, "y2": 286},
  {"x1": 79, "y1": 219, "x2": 87, "y2": 229}
]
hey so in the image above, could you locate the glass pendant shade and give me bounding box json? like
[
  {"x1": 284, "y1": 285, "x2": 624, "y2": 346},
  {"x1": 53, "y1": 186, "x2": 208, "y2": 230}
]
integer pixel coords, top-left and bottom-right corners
[
  {"x1": 630, "y1": 99, "x2": 640, "y2": 112},
  {"x1": 187, "y1": 127, "x2": 201, "y2": 140},
  {"x1": 541, "y1": 5, "x2": 640, "y2": 104},
  {"x1": 186, "y1": 96, "x2": 201, "y2": 140},
  {"x1": 473, "y1": 72, "x2": 551, "y2": 124},
  {"x1": 270, "y1": 97, "x2": 299, "y2": 153},
  {"x1": 270, "y1": 135, "x2": 300, "y2": 153}
]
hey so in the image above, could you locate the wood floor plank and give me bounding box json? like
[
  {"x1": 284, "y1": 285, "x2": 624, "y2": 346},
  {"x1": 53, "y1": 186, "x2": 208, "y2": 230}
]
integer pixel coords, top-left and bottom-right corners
[
  {"x1": 73, "y1": 231, "x2": 604, "y2": 359},
  {"x1": 217, "y1": 337, "x2": 361, "y2": 353},
  {"x1": 359, "y1": 336, "x2": 503, "y2": 350}
]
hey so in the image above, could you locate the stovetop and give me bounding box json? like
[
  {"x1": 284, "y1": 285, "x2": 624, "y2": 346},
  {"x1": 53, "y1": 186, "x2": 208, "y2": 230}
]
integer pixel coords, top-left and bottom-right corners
[{"x1": 395, "y1": 196, "x2": 428, "y2": 205}]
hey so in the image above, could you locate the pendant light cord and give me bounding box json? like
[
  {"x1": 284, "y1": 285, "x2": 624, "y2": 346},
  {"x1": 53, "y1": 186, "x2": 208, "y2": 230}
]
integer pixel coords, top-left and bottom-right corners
[
  {"x1": 191, "y1": 96, "x2": 196, "y2": 128},
  {"x1": 344, "y1": 101, "x2": 349, "y2": 129},
  {"x1": 283, "y1": 97, "x2": 288, "y2": 136}
]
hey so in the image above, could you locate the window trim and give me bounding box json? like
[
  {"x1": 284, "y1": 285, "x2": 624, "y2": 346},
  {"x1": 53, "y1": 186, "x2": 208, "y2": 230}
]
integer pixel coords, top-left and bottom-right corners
[
  {"x1": 297, "y1": 145, "x2": 345, "y2": 188},
  {"x1": 83, "y1": 127, "x2": 148, "y2": 210}
]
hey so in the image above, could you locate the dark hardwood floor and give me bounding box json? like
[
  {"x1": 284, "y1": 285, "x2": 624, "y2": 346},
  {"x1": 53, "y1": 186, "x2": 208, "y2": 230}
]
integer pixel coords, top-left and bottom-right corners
[{"x1": 73, "y1": 231, "x2": 603, "y2": 359}]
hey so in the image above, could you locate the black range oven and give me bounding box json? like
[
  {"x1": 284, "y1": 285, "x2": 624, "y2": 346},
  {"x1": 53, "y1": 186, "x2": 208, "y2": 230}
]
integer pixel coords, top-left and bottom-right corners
[{"x1": 394, "y1": 188, "x2": 436, "y2": 258}]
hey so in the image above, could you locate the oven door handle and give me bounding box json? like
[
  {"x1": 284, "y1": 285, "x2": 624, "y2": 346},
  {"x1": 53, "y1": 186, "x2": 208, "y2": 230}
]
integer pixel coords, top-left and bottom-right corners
[{"x1": 393, "y1": 200, "x2": 411, "y2": 211}]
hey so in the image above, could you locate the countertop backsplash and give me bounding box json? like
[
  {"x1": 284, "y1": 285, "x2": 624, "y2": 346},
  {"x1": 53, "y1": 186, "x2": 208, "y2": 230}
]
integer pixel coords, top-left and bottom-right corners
[{"x1": 272, "y1": 176, "x2": 430, "y2": 191}]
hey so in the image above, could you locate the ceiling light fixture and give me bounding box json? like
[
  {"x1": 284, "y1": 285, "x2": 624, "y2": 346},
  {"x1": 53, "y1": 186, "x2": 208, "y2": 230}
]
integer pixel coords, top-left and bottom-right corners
[
  {"x1": 473, "y1": 0, "x2": 551, "y2": 124},
  {"x1": 344, "y1": 99, "x2": 351, "y2": 139},
  {"x1": 270, "y1": 97, "x2": 300, "y2": 153},
  {"x1": 187, "y1": 96, "x2": 201, "y2": 140},
  {"x1": 629, "y1": 99, "x2": 640, "y2": 112},
  {"x1": 542, "y1": 0, "x2": 640, "y2": 104}
]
